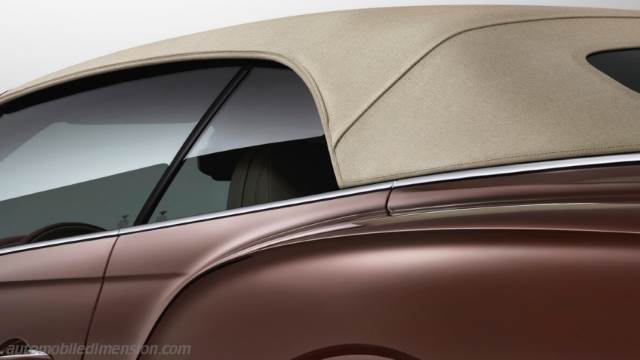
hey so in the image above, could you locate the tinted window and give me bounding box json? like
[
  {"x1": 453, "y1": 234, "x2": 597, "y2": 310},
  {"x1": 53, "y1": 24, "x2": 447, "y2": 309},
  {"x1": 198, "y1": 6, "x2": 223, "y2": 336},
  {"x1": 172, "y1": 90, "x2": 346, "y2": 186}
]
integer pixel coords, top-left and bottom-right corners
[
  {"x1": 151, "y1": 66, "x2": 337, "y2": 223},
  {"x1": 0, "y1": 65, "x2": 238, "y2": 248},
  {"x1": 587, "y1": 48, "x2": 640, "y2": 93}
]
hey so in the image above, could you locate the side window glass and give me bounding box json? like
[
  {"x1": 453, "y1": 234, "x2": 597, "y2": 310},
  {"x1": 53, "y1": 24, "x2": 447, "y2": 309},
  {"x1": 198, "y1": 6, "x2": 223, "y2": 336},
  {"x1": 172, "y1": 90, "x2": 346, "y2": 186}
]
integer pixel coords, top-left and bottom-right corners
[
  {"x1": 587, "y1": 48, "x2": 640, "y2": 93},
  {"x1": 151, "y1": 65, "x2": 338, "y2": 223},
  {"x1": 0, "y1": 65, "x2": 238, "y2": 248}
]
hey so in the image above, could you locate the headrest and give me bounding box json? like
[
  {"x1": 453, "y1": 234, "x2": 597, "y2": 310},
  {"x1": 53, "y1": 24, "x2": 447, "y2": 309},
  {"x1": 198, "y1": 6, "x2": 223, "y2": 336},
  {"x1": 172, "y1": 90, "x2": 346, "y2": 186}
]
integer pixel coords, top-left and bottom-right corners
[{"x1": 226, "y1": 138, "x2": 337, "y2": 209}]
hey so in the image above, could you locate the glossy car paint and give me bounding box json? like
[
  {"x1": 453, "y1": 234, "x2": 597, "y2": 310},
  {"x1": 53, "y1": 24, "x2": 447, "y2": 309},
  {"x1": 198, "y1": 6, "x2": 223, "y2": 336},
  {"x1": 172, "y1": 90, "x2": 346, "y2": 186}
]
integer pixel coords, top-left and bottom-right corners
[
  {"x1": 85, "y1": 190, "x2": 389, "y2": 360},
  {"x1": 83, "y1": 165, "x2": 640, "y2": 359},
  {"x1": 143, "y1": 230, "x2": 640, "y2": 360},
  {"x1": 0, "y1": 237, "x2": 116, "y2": 360},
  {"x1": 386, "y1": 164, "x2": 640, "y2": 234},
  {"x1": 389, "y1": 164, "x2": 640, "y2": 215}
]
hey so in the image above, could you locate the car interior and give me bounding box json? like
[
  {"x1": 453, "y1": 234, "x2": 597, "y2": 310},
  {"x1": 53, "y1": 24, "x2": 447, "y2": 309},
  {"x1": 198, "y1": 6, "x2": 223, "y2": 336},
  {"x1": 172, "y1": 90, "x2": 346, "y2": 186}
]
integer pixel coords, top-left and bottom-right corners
[
  {"x1": 200, "y1": 136, "x2": 338, "y2": 209},
  {"x1": 0, "y1": 136, "x2": 337, "y2": 249}
]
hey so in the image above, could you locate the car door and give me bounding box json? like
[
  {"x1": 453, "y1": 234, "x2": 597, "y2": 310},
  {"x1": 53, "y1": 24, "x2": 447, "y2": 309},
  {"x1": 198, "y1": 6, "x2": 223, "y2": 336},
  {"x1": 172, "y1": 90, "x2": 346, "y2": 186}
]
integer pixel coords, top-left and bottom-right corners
[
  {"x1": 0, "y1": 62, "x2": 239, "y2": 360},
  {"x1": 0, "y1": 236, "x2": 116, "y2": 360},
  {"x1": 81, "y1": 63, "x2": 393, "y2": 359}
]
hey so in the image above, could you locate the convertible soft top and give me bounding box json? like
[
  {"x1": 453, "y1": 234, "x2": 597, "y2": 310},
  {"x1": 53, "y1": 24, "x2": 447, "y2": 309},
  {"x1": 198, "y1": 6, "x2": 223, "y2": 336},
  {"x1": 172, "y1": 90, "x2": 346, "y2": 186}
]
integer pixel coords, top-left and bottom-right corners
[{"x1": 2, "y1": 5, "x2": 640, "y2": 187}]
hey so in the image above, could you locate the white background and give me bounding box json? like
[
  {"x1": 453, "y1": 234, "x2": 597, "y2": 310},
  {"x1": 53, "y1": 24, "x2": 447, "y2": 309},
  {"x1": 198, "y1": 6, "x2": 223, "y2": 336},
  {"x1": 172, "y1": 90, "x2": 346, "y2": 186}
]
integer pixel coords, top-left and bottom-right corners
[{"x1": 1, "y1": 0, "x2": 639, "y2": 92}]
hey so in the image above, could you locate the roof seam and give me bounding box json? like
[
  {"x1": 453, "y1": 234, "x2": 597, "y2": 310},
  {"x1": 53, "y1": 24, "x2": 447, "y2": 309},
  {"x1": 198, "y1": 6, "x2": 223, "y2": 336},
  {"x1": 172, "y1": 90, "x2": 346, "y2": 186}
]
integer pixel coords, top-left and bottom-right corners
[{"x1": 332, "y1": 14, "x2": 640, "y2": 148}]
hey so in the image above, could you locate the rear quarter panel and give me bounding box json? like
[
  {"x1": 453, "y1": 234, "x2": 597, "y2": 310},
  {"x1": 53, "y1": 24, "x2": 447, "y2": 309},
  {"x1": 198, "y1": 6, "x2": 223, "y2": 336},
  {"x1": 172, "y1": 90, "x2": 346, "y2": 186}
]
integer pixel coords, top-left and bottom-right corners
[
  {"x1": 121, "y1": 165, "x2": 640, "y2": 359},
  {"x1": 143, "y1": 229, "x2": 640, "y2": 360}
]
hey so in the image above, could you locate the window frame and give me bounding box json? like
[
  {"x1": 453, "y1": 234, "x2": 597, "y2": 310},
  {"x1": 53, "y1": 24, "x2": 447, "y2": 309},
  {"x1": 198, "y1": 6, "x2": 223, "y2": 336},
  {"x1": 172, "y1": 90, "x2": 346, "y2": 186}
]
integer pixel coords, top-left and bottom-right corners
[
  {"x1": 3, "y1": 58, "x2": 640, "y2": 256},
  {"x1": 0, "y1": 59, "x2": 343, "y2": 254},
  {"x1": 587, "y1": 47, "x2": 640, "y2": 93},
  {"x1": 5, "y1": 151, "x2": 640, "y2": 256},
  {"x1": 135, "y1": 61, "x2": 339, "y2": 224},
  {"x1": 0, "y1": 61, "x2": 246, "y2": 243},
  {"x1": 131, "y1": 65, "x2": 251, "y2": 225}
]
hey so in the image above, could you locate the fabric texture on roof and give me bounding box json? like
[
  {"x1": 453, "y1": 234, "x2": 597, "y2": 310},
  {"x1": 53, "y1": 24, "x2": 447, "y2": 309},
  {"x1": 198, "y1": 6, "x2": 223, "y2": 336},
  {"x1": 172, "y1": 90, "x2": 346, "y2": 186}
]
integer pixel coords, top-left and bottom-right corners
[{"x1": 1, "y1": 6, "x2": 640, "y2": 187}]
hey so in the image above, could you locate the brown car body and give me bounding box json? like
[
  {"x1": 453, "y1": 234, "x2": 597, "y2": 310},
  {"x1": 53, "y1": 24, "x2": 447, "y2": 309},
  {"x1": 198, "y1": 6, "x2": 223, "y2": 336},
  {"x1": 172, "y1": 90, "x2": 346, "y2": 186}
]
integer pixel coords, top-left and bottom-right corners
[
  {"x1": 1, "y1": 5, "x2": 640, "y2": 360},
  {"x1": 2, "y1": 165, "x2": 640, "y2": 359}
]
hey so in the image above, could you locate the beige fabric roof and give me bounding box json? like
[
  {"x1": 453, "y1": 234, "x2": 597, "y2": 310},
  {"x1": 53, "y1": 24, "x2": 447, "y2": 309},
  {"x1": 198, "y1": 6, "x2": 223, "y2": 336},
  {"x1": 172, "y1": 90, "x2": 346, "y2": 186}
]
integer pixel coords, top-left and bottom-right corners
[{"x1": 2, "y1": 6, "x2": 640, "y2": 187}]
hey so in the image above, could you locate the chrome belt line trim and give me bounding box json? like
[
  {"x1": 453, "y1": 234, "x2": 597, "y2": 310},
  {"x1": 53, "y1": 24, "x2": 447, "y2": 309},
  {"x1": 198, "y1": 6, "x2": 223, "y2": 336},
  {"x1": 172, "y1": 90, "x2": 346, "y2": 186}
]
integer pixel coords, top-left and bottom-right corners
[
  {"x1": 0, "y1": 230, "x2": 119, "y2": 256},
  {"x1": 0, "y1": 181, "x2": 393, "y2": 256},
  {"x1": 119, "y1": 181, "x2": 394, "y2": 235},
  {"x1": 2, "y1": 153, "x2": 639, "y2": 256},
  {"x1": 393, "y1": 153, "x2": 640, "y2": 188}
]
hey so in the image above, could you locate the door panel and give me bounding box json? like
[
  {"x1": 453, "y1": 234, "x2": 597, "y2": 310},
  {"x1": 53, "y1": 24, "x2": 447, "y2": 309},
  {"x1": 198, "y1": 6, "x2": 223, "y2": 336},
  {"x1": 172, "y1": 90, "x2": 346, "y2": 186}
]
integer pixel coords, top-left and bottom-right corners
[
  {"x1": 85, "y1": 190, "x2": 389, "y2": 360},
  {"x1": 0, "y1": 237, "x2": 116, "y2": 360}
]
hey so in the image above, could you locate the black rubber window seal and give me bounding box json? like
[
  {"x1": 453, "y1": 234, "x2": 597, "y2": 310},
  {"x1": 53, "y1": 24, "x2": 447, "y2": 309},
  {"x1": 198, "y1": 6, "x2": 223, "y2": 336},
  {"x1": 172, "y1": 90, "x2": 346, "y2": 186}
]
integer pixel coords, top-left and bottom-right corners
[{"x1": 133, "y1": 65, "x2": 252, "y2": 226}]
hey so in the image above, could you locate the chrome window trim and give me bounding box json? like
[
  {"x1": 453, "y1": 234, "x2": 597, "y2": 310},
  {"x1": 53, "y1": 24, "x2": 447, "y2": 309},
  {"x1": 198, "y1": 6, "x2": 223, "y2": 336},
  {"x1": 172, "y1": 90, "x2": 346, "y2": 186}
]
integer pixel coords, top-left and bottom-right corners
[
  {"x1": 0, "y1": 230, "x2": 119, "y2": 256},
  {"x1": 1, "y1": 152, "x2": 639, "y2": 256},
  {"x1": 0, "y1": 182, "x2": 392, "y2": 256},
  {"x1": 393, "y1": 153, "x2": 640, "y2": 188},
  {"x1": 119, "y1": 180, "x2": 393, "y2": 235}
]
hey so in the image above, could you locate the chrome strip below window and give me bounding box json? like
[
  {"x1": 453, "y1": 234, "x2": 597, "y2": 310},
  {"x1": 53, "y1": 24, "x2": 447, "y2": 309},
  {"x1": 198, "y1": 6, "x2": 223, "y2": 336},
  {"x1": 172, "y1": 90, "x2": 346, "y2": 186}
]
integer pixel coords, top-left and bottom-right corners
[
  {"x1": 1, "y1": 153, "x2": 639, "y2": 256},
  {"x1": 393, "y1": 153, "x2": 640, "y2": 188},
  {"x1": 0, "y1": 230, "x2": 119, "y2": 256}
]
